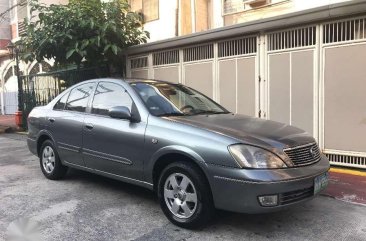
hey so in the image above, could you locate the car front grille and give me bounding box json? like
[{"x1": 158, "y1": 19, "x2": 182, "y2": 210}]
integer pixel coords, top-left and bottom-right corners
[
  {"x1": 283, "y1": 142, "x2": 321, "y2": 167},
  {"x1": 280, "y1": 187, "x2": 314, "y2": 205}
]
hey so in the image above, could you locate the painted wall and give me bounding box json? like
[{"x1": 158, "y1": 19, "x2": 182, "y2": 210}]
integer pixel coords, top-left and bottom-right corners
[
  {"x1": 144, "y1": 0, "x2": 178, "y2": 42},
  {"x1": 223, "y1": 0, "x2": 352, "y2": 26},
  {"x1": 0, "y1": 0, "x2": 11, "y2": 43}
]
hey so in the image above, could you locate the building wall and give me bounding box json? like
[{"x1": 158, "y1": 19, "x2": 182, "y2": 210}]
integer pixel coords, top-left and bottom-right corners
[
  {"x1": 144, "y1": 0, "x2": 178, "y2": 42},
  {"x1": 0, "y1": 0, "x2": 11, "y2": 48},
  {"x1": 222, "y1": 0, "x2": 351, "y2": 26}
]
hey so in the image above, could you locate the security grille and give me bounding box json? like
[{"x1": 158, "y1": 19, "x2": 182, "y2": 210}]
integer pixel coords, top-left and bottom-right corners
[
  {"x1": 218, "y1": 36, "x2": 257, "y2": 57},
  {"x1": 326, "y1": 153, "x2": 366, "y2": 169},
  {"x1": 153, "y1": 49, "x2": 179, "y2": 66},
  {"x1": 183, "y1": 44, "x2": 214, "y2": 62},
  {"x1": 130, "y1": 56, "x2": 148, "y2": 69},
  {"x1": 284, "y1": 142, "x2": 321, "y2": 167},
  {"x1": 268, "y1": 26, "x2": 316, "y2": 51},
  {"x1": 18, "y1": 21, "x2": 27, "y2": 36},
  {"x1": 323, "y1": 17, "x2": 366, "y2": 44}
]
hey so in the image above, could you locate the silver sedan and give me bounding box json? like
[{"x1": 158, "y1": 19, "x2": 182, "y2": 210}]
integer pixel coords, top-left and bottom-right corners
[{"x1": 27, "y1": 78, "x2": 329, "y2": 229}]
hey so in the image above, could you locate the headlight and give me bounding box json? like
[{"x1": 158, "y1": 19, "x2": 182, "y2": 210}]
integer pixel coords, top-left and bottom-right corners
[{"x1": 228, "y1": 144, "x2": 287, "y2": 169}]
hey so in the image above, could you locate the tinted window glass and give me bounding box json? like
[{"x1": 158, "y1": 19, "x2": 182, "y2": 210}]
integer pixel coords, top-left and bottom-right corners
[
  {"x1": 92, "y1": 82, "x2": 133, "y2": 116},
  {"x1": 131, "y1": 82, "x2": 228, "y2": 116},
  {"x1": 53, "y1": 92, "x2": 69, "y2": 110},
  {"x1": 65, "y1": 83, "x2": 95, "y2": 112}
]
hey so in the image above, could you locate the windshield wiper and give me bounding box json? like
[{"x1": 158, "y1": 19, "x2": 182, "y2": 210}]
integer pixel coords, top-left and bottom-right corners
[
  {"x1": 193, "y1": 110, "x2": 230, "y2": 115},
  {"x1": 157, "y1": 112, "x2": 186, "y2": 117}
]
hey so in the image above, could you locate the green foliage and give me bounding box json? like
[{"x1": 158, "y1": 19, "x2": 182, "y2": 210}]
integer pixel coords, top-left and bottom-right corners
[{"x1": 19, "y1": 0, "x2": 149, "y2": 73}]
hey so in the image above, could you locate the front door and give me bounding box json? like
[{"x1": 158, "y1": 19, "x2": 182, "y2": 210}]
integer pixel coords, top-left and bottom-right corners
[
  {"x1": 82, "y1": 81, "x2": 147, "y2": 180},
  {"x1": 48, "y1": 82, "x2": 96, "y2": 166}
]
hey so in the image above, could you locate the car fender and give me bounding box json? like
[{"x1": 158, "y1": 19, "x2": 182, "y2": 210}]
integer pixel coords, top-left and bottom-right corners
[{"x1": 145, "y1": 145, "x2": 209, "y2": 183}]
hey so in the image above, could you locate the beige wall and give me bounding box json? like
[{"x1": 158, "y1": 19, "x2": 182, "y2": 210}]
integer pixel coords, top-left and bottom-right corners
[{"x1": 224, "y1": 0, "x2": 351, "y2": 26}]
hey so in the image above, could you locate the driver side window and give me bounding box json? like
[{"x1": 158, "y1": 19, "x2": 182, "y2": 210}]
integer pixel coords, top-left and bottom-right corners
[{"x1": 91, "y1": 82, "x2": 133, "y2": 116}]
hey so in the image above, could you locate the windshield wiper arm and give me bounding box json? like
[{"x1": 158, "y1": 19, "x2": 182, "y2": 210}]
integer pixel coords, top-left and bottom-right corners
[
  {"x1": 157, "y1": 112, "x2": 186, "y2": 117},
  {"x1": 193, "y1": 110, "x2": 230, "y2": 115}
]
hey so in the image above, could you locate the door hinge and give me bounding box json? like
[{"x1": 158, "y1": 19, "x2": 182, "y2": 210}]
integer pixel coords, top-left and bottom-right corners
[
  {"x1": 258, "y1": 110, "x2": 262, "y2": 118},
  {"x1": 258, "y1": 76, "x2": 261, "y2": 82}
]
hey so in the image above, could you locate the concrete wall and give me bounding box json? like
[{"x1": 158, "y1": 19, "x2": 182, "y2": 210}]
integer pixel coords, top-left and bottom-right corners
[{"x1": 0, "y1": 0, "x2": 11, "y2": 44}]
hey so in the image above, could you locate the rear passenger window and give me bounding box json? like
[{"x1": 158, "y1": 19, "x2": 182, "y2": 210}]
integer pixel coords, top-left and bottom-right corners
[
  {"x1": 92, "y1": 82, "x2": 132, "y2": 116},
  {"x1": 54, "y1": 92, "x2": 69, "y2": 110},
  {"x1": 65, "y1": 83, "x2": 95, "y2": 112}
]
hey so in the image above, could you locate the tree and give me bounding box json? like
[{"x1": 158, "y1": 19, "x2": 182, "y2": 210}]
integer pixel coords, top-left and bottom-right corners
[{"x1": 18, "y1": 0, "x2": 149, "y2": 74}]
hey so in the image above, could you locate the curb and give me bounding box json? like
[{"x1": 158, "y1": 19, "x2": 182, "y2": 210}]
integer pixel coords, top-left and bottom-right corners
[{"x1": 329, "y1": 167, "x2": 366, "y2": 177}]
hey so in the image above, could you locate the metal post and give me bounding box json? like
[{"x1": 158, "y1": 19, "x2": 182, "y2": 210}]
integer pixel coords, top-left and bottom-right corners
[
  {"x1": 0, "y1": 76, "x2": 4, "y2": 115},
  {"x1": 15, "y1": 48, "x2": 23, "y2": 112}
]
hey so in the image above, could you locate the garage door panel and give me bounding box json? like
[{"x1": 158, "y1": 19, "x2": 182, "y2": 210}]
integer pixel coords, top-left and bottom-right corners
[
  {"x1": 153, "y1": 66, "x2": 179, "y2": 83},
  {"x1": 131, "y1": 69, "x2": 148, "y2": 79},
  {"x1": 291, "y1": 50, "x2": 314, "y2": 135},
  {"x1": 184, "y1": 62, "x2": 213, "y2": 98},
  {"x1": 269, "y1": 53, "x2": 290, "y2": 124},
  {"x1": 237, "y1": 57, "x2": 256, "y2": 116},
  {"x1": 324, "y1": 44, "x2": 366, "y2": 152},
  {"x1": 219, "y1": 59, "x2": 236, "y2": 112}
]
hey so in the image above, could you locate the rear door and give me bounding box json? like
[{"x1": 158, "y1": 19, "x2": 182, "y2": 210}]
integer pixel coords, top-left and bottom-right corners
[
  {"x1": 82, "y1": 81, "x2": 147, "y2": 180},
  {"x1": 47, "y1": 82, "x2": 96, "y2": 166}
]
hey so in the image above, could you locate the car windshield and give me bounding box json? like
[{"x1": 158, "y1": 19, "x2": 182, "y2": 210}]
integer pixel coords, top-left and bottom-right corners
[{"x1": 130, "y1": 81, "x2": 230, "y2": 117}]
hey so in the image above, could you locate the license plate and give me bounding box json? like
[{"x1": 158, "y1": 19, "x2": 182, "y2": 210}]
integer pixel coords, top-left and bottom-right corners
[{"x1": 314, "y1": 172, "x2": 329, "y2": 194}]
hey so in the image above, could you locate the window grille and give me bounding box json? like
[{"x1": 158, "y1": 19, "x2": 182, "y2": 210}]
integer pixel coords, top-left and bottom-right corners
[
  {"x1": 323, "y1": 17, "x2": 366, "y2": 44},
  {"x1": 183, "y1": 44, "x2": 214, "y2": 62},
  {"x1": 326, "y1": 153, "x2": 366, "y2": 169},
  {"x1": 268, "y1": 26, "x2": 316, "y2": 51},
  {"x1": 18, "y1": 21, "x2": 26, "y2": 36},
  {"x1": 153, "y1": 50, "x2": 179, "y2": 66},
  {"x1": 130, "y1": 57, "x2": 148, "y2": 69},
  {"x1": 218, "y1": 36, "x2": 257, "y2": 57}
]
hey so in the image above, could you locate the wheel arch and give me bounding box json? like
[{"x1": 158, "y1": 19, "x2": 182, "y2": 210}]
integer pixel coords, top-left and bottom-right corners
[
  {"x1": 36, "y1": 130, "x2": 56, "y2": 157},
  {"x1": 149, "y1": 146, "x2": 211, "y2": 193}
]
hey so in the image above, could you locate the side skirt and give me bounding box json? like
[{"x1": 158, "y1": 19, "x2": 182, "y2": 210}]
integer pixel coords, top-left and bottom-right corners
[{"x1": 63, "y1": 161, "x2": 154, "y2": 190}]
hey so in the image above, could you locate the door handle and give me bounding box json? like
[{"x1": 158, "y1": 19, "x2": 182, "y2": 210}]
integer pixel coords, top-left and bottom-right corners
[
  {"x1": 48, "y1": 118, "x2": 55, "y2": 123},
  {"x1": 85, "y1": 123, "x2": 94, "y2": 130}
]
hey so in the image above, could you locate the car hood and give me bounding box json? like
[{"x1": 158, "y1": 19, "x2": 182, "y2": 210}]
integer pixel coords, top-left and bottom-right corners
[{"x1": 168, "y1": 114, "x2": 315, "y2": 150}]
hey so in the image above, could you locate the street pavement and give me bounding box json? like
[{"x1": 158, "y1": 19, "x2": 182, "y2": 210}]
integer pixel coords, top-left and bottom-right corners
[{"x1": 1, "y1": 133, "x2": 366, "y2": 241}]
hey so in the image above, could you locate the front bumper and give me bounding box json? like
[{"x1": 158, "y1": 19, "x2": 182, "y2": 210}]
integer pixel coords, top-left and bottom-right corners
[{"x1": 206, "y1": 155, "x2": 330, "y2": 213}]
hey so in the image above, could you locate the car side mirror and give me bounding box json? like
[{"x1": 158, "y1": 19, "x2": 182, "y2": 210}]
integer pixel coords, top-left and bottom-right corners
[{"x1": 108, "y1": 106, "x2": 132, "y2": 120}]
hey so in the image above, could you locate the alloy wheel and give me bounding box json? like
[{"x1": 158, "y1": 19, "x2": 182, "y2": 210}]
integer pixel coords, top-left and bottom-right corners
[
  {"x1": 164, "y1": 173, "x2": 198, "y2": 219},
  {"x1": 42, "y1": 146, "x2": 55, "y2": 174}
]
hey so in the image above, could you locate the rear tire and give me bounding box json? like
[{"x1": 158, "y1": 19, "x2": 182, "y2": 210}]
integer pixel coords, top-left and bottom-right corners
[
  {"x1": 39, "y1": 140, "x2": 68, "y2": 180},
  {"x1": 158, "y1": 161, "x2": 214, "y2": 229}
]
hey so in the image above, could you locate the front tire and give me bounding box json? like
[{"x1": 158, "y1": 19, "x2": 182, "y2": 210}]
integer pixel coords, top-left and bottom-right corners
[
  {"x1": 39, "y1": 140, "x2": 68, "y2": 180},
  {"x1": 158, "y1": 162, "x2": 214, "y2": 229}
]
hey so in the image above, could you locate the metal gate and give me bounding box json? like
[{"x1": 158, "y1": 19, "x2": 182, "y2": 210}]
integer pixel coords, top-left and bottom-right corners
[
  {"x1": 217, "y1": 36, "x2": 258, "y2": 115},
  {"x1": 1, "y1": 92, "x2": 18, "y2": 115},
  {"x1": 264, "y1": 25, "x2": 318, "y2": 138},
  {"x1": 320, "y1": 16, "x2": 366, "y2": 168}
]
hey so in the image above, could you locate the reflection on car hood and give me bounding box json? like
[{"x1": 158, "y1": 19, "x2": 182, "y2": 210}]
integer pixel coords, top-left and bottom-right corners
[{"x1": 168, "y1": 114, "x2": 315, "y2": 150}]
